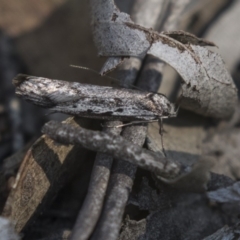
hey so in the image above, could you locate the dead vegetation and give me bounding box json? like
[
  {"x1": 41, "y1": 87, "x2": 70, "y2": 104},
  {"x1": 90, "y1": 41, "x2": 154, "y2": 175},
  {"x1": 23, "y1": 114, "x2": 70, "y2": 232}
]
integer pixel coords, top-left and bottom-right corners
[{"x1": 1, "y1": 0, "x2": 240, "y2": 239}]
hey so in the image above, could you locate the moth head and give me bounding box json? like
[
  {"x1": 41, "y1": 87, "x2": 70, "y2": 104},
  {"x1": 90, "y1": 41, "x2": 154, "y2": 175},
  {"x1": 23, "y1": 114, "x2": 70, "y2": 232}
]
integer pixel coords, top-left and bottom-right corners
[
  {"x1": 168, "y1": 103, "x2": 178, "y2": 117},
  {"x1": 152, "y1": 93, "x2": 177, "y2": 118},
  {"x1": 162, "y1": 102, "x2": 177, "y2": 118}
]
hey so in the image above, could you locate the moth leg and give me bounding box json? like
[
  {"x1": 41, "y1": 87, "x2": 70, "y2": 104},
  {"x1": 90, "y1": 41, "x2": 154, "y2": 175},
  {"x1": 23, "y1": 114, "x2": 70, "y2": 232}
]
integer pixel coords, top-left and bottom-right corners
[
  {"x1": 103, "y1": 120, "x2": 158, "y2": 128},
  {"x1": 158, "y1": 118, "x2": 167, "y2": 157},
  {"x1": 173, "y1": 105, "x2": 180, "y2": 117}
]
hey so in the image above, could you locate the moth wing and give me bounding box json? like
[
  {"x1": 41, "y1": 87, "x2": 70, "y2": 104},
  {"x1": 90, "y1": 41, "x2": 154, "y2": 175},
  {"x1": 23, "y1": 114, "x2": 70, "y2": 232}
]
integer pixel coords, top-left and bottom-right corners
[{"x1": 47, "y1": 91, "x2": 81, "y2": 104}]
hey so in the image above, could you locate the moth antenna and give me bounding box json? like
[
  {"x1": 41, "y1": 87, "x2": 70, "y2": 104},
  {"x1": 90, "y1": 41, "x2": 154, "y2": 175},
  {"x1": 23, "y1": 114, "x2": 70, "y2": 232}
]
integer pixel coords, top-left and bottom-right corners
[
  {"x1": 70, "y1": 64, "x2": 141, "y2": 91},
  {"x1": 175, "y1": 105, "x2": 180, "y2": 116},
  {"x1": 103, "y1": 120, "x2": 159, "y2": 128},
  {"x1": 158, "y1": 118, "x2": 167, "y2": 157},
  {"x1": 70, "y1": 65, "x2": 101, "y2": 75}
]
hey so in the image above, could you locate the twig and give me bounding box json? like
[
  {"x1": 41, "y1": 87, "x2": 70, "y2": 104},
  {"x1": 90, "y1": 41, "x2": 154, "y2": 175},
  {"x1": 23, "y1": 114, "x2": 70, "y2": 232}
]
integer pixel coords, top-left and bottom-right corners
[
  {"x1": 42, "y1": 121, "x2": 182, "y2": 179},
  {"x1": 90, "y1": 125, "x2": 147, "y2": 240},
  {"x1": 70, "y1": 121, "x2": 122, "y2": 240}
]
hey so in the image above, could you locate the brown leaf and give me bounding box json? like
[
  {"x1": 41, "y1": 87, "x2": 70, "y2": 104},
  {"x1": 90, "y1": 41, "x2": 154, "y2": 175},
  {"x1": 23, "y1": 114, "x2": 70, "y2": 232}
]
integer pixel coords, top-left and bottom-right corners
[{"x1": 2, "y1": 117, "x2": 91, "y2": 232}]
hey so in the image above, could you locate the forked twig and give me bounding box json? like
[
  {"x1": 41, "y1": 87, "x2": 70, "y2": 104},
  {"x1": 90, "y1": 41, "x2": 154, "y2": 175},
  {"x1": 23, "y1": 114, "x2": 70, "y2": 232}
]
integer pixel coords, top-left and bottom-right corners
[{"x1": 42, "y1": 121, "x2": 183, "y2": 180}]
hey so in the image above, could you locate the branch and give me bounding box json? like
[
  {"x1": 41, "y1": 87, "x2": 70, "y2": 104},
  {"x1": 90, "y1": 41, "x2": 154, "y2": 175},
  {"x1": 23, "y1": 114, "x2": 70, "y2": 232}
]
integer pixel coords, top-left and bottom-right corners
[{"x1": 42, "y1": 121, "x2": 183, "y2": 180}]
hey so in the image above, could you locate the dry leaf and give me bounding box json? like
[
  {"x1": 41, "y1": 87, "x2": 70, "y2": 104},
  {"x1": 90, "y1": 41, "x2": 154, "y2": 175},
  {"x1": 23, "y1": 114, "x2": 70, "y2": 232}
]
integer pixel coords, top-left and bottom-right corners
[
  {"x1": 91, "y1": 0, "x2": 237, "y2": 118},
  {"x1": 2, "y1": 117, "x2": 90, "y2": 232}
]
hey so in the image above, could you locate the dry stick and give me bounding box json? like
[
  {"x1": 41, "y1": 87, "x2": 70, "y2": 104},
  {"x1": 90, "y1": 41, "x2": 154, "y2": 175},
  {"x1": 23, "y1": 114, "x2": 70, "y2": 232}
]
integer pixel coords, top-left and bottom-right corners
[
  {"x1": 69, "y1": 121, "x2": 122, "y2": 240},
  {"x1": 42, "y1": 121, "x2": 182, "y2": 180},
  {"x1": 90, "y1": 124, "x2": 147, "y2": 240},
  {"x1": 43, "y1": 121, "x2": 183, "y2": 239}
]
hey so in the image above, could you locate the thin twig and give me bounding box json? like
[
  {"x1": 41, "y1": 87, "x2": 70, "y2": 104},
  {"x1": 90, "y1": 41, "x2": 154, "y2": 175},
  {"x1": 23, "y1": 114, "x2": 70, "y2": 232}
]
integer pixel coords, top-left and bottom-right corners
[
  {"x1": 70, "y1": 121, "x2": 122, "y2": 240},
  {"x1": 90, "y1": 124, "x2": 147, "y2": 240},
  {"x1": 42, "y1": 121, "x2": 182, "y2": 179}
]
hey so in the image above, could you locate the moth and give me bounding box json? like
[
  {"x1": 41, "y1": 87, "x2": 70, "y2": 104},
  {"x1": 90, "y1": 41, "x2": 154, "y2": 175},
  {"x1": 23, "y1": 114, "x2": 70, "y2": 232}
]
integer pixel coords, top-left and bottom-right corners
[{"x1": 13, "y1": 74, "x2": 177, "y2": 128}]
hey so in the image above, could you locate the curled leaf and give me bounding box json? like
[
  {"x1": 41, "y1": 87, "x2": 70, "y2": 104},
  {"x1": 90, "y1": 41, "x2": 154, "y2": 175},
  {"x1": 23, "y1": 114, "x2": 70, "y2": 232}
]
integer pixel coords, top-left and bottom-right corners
[
  {"x1": 147, "y1": 36, "x2": 237, "y2": 118},
  {"x1": 91, "y1": 0, "x2": 238, "y2": 118}
]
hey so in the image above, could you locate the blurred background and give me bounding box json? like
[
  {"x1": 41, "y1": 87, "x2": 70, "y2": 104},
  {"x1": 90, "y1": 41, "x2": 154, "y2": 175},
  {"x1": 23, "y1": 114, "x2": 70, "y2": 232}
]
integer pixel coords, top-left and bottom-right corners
[{"x1": 0, "y1": 0, "x2": 104, "y2": 161}]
